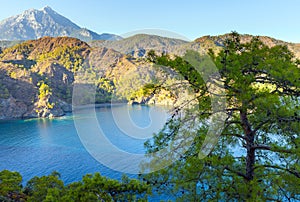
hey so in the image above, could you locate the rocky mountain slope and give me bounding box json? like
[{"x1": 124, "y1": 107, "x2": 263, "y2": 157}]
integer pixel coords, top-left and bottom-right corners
[
  {"x1": 0, "y1": 33, "x2": 299, "y2": 120},
  {"x1": 0, "y1": 36, "x2": 180, "y2": 120},
  {"x1": 194, "y1": 33, "x2": 300, "y2": 58},
  {"x1": 0, "y1": 37, "x2": 89, "y2": 119},
  {"x1": 89, "y1": 34, "x2": 189, "y2": 57},
  {"x1": 0, "y1": 6, "x2": 121, "y2": 42},
  {"x1": 90, "y1": 33, "x2": 300, "y2": 59}
]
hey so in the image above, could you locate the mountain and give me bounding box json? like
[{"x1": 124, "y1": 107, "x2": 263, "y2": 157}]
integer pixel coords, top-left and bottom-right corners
[
  {"x1": 0, "y1": 6, "x2": 121, "y2": 42},
  {"x1": 89, "y1": 33, "x2": 300, "y2": 59},
  {"x1": 0, "y1": 36, "x2": 178, "y2": 119},
  {"x1": 0, "y1": 37, "x2": 90, "y2": 119},
  {"x1": 193, "y1": 33, "x2": 300, "y2": 58},
  {"x1": 1, "y1": 33, "x2": 299, "y2": 120},
  {"x1": 89, "y1": 34, "x2": 188, "y2": 57},
  {"x1": 70, "y1": 28, "x2": 122, "y2": 41}
]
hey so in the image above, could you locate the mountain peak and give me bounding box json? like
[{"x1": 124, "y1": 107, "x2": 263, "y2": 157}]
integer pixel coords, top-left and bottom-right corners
[
  {"x1": 22, "y1": 8, "x2": 35, "y2": 14},
  {"x1": 0, "y1": 7, "x2": 121, "y2": 42},
  {"x1": 41, "y1": 6, "x2": 54, "y2": 12}
]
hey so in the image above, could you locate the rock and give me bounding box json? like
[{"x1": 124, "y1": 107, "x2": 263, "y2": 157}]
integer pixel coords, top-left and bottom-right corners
[
  {"x1": 0, "y1": 97, "x2": 28, "y2": 120},
  {"x1": 58, "y1": 100, "x2": 72, "y2": 112}
]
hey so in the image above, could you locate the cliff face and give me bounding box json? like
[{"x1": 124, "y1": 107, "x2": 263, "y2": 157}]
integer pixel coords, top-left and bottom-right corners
[
  {"x1": 0, "y1": 63, "x2": 71, "y2": 120},
  {"x1": 0, "y1": 37, "x2": 88, "y2": 119},
  {"x1": 0, "y1": 75, "x2": 35, "y2": 119}
]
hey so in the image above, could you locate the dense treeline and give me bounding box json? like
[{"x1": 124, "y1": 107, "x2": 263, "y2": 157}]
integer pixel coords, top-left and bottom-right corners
[{"x1": 0, "y1": 170, "x2": 150, "y2": 202}]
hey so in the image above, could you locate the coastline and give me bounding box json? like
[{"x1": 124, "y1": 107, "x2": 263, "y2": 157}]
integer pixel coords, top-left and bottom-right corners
[
  {"x1": 72, "y1": 102, "x2": 128, "y2": 110},
  {"x1": 0, "y1": 102, "x2": 172, "y2": 121},
  {"x1": 0, "y1": 102, "x2": 128, "y2": 122}
]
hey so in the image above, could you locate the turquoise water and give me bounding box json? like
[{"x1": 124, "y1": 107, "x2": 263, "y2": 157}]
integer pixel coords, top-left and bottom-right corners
[{"x1": 0, "y1": 105, "x2": 168, "y2": 184}]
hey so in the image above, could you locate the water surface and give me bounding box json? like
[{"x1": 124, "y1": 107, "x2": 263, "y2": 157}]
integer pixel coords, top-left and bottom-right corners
[{"x1": 0, "y1": 105, "x2": 168, "y2": 184}]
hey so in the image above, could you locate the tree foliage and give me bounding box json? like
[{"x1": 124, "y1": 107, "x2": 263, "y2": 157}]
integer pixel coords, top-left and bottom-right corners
[
  {"x1": 0, "y1": 170, "x2": 24, "y2": 201},
  {"x1": 0, "y1": 43, "x2": 34, "y2": 59},
  {"x1": 37, "y1": 46, "x2": 83, "y2": 72},
  {"x1": 142, "y1": 32, "x2": 300, "y2": 201},
  {"x1": 0, "y1": 170, "x2": 150, "y2": 202}
]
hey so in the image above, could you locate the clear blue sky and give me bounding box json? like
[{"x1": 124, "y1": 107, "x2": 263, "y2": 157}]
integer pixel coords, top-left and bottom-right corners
[{"x1": 0, "y1": 0, "x2": 299, "y2": 42}]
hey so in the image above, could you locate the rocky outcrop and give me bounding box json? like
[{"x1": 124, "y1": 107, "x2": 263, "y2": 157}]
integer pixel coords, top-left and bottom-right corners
[
  {"x1": 0, "y1": 71, "x2": 72, "y2": 120},
  {"x1": 0, "y1": 97, "x2": 28, "y2": 119}
]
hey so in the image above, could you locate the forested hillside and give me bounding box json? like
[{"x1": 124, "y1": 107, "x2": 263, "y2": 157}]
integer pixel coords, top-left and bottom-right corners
[{"x1": 1, "y1": 33, "x2": 299, "y2": 120}]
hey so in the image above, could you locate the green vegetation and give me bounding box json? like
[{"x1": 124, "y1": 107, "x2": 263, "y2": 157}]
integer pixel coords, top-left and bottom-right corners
[
  {"x1": 114, "y1": 70, "x2": 153, "y2": 101},
  {"x1": 131, "y1": 83, "x2": 159, "y2": 99},
  {"x1": 55, "y1": 84, "x2": 72, "y2": 103},
  {"x1": 0, "y1": 170, "x2": 150, "y2": 202},
  {"x1": 0, "y1": 38, "x2": 88, "y2": 117},
  {"x1": 36, "y1": 81, "x2": 55, "y2": 113},
  {"x1": 9, "y1": 71, "x2": 17, "y2": 79},
  {"x1": 0, "y1": 42, "x2": 34, "y2": 59},
  {"x1": 37, "y1": 46, "x2": 83, "y2": 72},
  {"x1": 2, "y1": 59, "x2": 36, "y2": 69},
  {"x1": 38, "y1": 81, "x2": 52, "y2": 101},
  {"x1": 142, "y1": 32, "x2": 300, "y2": 201},
  {"x1": 1, "y1": 34, "x2": 299, "y2": 200},
  {"x1": 95, "y1": 78, "x2": 115, "y2": 103},
  {"x1": 0, "y1": 170, "x2": 24, "y2": 201},
  {"x1": 0, "y1": 83, "x2": 9, "y2": 99}
]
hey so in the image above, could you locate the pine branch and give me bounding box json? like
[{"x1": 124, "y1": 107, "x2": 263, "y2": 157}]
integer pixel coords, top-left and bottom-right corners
[
  {"x1": 224, "y1": 166, "x2": 247, "y2": 180},
  {"x1": 254, "y1": 164, "x2": 300, "y2": 178},
  {"x1": 252, "y1": 144, "x2": 293, "y2": 154}
]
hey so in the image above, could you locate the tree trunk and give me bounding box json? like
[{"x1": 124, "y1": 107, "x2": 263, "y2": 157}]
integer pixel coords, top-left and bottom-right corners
[{"x1": 240, "y1": 110, "x2": 255, "y2": 181}]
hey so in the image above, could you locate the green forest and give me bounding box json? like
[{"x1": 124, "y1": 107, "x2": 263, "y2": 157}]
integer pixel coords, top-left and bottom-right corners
[
  {"x1": 0, "y1": 170, "x2": 150, "y2": 202},
  {"x1": 1, "y1": 33, "x2": 299, "y2": 201}
]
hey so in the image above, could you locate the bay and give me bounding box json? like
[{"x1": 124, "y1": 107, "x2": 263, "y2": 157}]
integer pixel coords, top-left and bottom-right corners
[{"x1": 0, "y1": 104, "x2": 169, "y2": 184}]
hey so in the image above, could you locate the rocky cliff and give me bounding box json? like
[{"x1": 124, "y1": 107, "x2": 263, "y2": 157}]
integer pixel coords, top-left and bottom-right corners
[{"x1": 0, "y1": 37, "x2": 88, "y2": 119}]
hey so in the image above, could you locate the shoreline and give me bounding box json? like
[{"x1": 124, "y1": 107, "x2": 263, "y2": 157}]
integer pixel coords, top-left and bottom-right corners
[
  {"x1": 72, "y1": 102, "x2": 128, "y2": 110},
  {"x1": 0, "y1": 102, "x2": 128, "y2": 122},
  {"x1": 0, "y1": 102, "x2": 172, "y2": 122}
]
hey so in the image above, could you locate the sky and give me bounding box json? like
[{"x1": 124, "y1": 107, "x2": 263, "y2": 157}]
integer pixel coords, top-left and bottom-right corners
[{"x1": 0, "y1": 0, "x2": 299, "y2": 42}]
